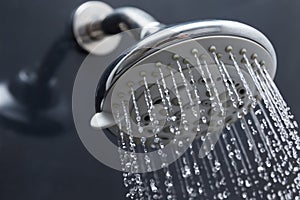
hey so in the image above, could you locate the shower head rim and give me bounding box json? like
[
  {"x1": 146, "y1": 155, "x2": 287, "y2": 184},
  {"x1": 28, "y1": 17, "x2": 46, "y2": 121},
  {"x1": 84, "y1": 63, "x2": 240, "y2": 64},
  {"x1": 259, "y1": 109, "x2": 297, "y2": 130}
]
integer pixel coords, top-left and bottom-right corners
[{"x1": 95, "y1": 19, "x2": 277, "y2": 112}]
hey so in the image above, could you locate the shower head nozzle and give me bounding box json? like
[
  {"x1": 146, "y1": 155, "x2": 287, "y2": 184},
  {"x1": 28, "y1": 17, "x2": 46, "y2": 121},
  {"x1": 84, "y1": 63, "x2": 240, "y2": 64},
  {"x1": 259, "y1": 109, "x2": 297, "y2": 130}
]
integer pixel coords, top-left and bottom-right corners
[{"x1": 73, "y1": 2, "x2": 277, "y2": 143}]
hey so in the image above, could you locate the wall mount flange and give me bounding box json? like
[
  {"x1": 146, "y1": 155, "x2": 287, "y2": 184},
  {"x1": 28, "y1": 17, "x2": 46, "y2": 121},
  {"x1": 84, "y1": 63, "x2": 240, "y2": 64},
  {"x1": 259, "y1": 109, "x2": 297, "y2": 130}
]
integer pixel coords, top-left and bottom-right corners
[{"x1": 72, "y1": 1, "x2": 122, "y2": 55}]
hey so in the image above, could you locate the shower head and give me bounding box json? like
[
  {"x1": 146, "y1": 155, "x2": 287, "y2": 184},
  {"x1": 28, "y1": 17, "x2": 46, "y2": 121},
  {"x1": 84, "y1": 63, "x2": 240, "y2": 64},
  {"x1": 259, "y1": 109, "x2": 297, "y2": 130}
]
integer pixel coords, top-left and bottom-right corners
[
  {"x1": 72, "y1": 3, "x2": 300, "y2": 199},
  {"x1": 73, "y1": 1, "x2": 277, "y2": 144}
]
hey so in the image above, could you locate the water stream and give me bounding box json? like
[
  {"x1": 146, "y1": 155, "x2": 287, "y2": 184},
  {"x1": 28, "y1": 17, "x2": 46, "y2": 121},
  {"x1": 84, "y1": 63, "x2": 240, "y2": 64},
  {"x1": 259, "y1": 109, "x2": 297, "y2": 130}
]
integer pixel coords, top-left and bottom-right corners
[{"x1": 113, "y1": 50, "x2": 300, "y2": 199}]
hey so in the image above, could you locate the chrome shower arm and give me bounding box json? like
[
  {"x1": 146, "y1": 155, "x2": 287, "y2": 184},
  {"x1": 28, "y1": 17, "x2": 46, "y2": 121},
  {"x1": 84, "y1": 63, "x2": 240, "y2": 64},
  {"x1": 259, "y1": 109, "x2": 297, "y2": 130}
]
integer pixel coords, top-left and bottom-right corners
[
  {"x1": 100, "y1": 7, "x2": 164, "y2": 38},
  {"x1": 73, "y1": 2, "x2": 164, "y2": 55}
]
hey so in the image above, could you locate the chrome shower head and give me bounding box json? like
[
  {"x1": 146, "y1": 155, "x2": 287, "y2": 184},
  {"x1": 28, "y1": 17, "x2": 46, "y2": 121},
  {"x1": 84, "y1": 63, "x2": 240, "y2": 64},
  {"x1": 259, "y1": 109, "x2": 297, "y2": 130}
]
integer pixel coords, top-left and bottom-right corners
[
  {"x1": 72, "y1": 2, "x2": 277, "y2": 145},
  {"x1": 72, "y1": 3, "x2": 300, "y2": 199}
]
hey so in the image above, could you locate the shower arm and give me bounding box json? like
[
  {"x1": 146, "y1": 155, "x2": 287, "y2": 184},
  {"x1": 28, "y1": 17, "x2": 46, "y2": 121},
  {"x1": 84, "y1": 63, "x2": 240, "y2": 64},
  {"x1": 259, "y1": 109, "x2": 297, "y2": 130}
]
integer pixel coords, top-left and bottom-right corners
[
  {"x1": 88, "y1": 8, "x2": 164, "y2": 40},
  {"x1": 73, "y1": 2, "x2": 164, "y2": 55}
]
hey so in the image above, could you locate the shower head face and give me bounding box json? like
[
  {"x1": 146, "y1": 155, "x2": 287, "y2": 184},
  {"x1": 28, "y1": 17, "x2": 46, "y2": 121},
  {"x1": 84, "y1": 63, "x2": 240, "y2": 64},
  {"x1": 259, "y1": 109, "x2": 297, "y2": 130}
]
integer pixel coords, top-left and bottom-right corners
[{"x1": 92, "y1": 20, "x2": 277, "y2": 145}]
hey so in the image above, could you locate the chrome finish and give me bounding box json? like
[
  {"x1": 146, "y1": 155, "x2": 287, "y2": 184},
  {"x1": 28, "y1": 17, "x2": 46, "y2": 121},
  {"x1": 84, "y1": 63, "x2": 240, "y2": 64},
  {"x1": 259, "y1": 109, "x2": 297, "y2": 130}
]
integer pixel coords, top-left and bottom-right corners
[
  {"x1": 73, "y1": 1, "x2": 163, "y2": 55},
  {"x1": 73, "y1": 1, "x2": 120, "y2": 55},
  {"x1": 74, "y1": 2, "x2": 277, "y2": 133},
  {"x1": 95, "y1": 20, "x2": 277, "y2": 113}
]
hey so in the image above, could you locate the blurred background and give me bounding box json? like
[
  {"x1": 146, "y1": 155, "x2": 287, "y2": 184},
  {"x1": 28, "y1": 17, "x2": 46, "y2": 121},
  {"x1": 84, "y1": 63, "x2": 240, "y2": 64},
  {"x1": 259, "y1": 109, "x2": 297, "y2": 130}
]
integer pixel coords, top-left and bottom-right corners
[{"x1": 0, "y1": 0, "x2": 299, "y2": 199}]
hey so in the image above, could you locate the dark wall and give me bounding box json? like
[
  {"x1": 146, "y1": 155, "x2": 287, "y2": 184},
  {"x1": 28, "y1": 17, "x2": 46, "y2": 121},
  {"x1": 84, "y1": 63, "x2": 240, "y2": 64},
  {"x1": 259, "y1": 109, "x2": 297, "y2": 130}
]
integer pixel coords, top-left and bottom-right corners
[{"x1": 0, "y1": 1, "x2": 299, "y2": 200}]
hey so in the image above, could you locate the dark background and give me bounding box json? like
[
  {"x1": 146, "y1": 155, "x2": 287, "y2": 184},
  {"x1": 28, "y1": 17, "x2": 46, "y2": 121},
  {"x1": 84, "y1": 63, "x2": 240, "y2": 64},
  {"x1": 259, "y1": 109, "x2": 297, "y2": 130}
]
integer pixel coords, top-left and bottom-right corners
[{"x1": 0, "y1": 0, "x2": 299, "y2": 199}]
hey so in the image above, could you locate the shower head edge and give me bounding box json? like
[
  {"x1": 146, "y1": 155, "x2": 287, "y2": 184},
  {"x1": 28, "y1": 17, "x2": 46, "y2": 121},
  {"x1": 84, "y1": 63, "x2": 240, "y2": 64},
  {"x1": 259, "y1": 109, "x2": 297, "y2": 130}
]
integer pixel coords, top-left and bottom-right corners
[{"x1": 93, "y1": 20, "x2": 277, "y2": 114}]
